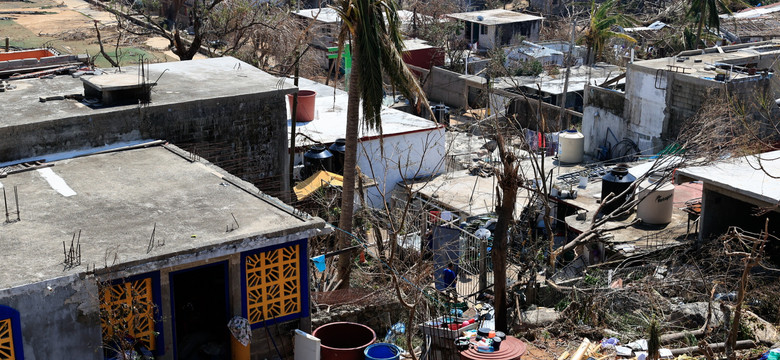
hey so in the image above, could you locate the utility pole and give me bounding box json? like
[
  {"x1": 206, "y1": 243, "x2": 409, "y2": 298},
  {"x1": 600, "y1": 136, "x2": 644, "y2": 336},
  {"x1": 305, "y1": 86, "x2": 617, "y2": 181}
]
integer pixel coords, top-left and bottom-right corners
[{"x1": 558, "y1": 18, "x2": 576, "y2": 131}]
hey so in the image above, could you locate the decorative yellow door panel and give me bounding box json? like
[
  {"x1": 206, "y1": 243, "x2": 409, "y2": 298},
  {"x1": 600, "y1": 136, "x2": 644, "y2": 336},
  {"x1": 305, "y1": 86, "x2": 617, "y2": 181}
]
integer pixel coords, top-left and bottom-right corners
[
  {"x1": 0, "y1": 305, "x2": 22, "y2": 360},
  {"x1": 100, "y1": 276, "x2": 158, "y2": 351},
  {"x1": 0, "y1": 318, "x2": 15, "y2": 360},
  {"x1": 243, "y1": 240, "x2": 308, "y2": 327}
]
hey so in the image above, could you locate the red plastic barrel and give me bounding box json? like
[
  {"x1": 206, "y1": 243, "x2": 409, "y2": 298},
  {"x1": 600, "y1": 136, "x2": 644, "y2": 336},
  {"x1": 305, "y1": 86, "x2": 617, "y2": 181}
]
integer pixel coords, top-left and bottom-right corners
[{"x1": 313, "y1": 322, "x2": 376, "y2": 360}]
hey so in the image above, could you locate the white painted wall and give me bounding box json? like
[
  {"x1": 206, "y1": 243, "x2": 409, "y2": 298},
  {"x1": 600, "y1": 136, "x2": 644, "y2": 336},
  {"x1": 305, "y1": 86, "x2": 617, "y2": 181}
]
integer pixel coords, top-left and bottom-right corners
[
  {"x1": 480, "y1": 25, "x2": 497, "y2": 49},
  {"x1": 624, "y1": 67, "x2": 667, "y2": 144},
  {"x1": 582, "y1": 105, "x2": 626, "y2": 156},
  {"x1": 357, "y1": 127, "x2": 447, "y2": 207}
]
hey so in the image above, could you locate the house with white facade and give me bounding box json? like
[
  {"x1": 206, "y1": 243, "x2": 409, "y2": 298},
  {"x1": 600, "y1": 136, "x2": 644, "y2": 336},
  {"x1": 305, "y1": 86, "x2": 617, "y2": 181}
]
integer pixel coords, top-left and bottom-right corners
[
  {"x1": 287, "y1": 77, "x2": 447, "y2": 208},
  {"x1": 448, "y1": 9, "x2": 543, "y2": 50}
]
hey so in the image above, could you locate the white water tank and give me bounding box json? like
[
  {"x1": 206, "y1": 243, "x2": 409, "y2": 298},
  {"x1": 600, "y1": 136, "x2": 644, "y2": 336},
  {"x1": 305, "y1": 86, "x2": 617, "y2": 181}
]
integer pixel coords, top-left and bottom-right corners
[
  {"x1": 558, "y1": 129, "x2": 585, "y2": 164},
  {"x1": 636, "y1": 174, "x2": 675, "y2": 224}
]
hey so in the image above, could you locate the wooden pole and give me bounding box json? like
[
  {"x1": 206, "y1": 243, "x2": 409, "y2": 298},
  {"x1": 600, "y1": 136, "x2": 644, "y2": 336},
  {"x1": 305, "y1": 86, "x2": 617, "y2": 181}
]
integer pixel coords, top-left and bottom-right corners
[{"x1": 289, "y1": 50, "x2": 299, "y2": 197}]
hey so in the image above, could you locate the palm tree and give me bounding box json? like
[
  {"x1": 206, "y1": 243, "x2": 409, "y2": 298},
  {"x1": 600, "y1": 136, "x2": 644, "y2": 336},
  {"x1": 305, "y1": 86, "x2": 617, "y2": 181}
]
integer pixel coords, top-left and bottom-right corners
[
  {"x1": 580, "y1": 0, "x2": 637, "y2": 64},
  {"x1": 330, "y1": 0, "x2": 429, "y2": 288},
  {"x1": 687, "y1": 0, "x2": 738, "y2": 48}
]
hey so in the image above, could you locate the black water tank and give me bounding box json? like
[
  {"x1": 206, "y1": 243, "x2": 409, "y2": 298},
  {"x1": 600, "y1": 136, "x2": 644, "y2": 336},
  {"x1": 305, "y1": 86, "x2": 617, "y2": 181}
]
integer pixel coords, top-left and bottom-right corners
[
  {"x1": 302, "y1": 145, "x2": 333, "y2": 179},
  {"x1": 430, "y1": 104, "x2": 450, "y2": 126},
  {"x1": 600, "y1": 163, "x2": 636, "y2": 215},
  {"x1": 328, "y1": 138, "x2": 346, "y2": 175}
]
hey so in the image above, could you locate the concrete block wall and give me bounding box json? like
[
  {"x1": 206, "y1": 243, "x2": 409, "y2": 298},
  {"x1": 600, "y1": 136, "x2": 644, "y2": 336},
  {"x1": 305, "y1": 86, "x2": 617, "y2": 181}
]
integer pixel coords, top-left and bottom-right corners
[
  {"x1": 425, "y1": 66, "x2": 478, "y2": 109},
  {"x1": 0, "y1": 92, "x2": 289, "y2": 195},
  {"x1": 0, "y1": 275, "x2": 104, "y2": 360}
]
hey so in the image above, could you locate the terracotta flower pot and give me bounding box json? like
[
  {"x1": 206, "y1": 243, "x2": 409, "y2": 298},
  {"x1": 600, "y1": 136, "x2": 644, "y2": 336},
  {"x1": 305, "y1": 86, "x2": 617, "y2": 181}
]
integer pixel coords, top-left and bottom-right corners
[{"x1": 288, "y1": 90, "x2": 317, "y2": 122}]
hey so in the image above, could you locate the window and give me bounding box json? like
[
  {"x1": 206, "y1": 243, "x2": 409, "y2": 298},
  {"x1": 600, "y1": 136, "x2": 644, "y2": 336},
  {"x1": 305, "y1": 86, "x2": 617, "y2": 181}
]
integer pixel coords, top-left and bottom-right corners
[
  {"x1": 0, "y1": 305, "x2": 23, "y2": 360},
  {"x1": 480, "y1": 24, "x2": 488, "y2": 35},
  {"x1": 99, "y1": 273, "x2": 162, "y2": 355},
  {"x1": 242, "y1": 239, "x2": 309, "y2": 328}
]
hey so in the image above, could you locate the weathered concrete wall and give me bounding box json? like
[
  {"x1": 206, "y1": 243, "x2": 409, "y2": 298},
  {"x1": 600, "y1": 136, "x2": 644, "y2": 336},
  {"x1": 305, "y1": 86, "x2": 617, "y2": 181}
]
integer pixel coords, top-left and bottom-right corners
[
  {"x1": 0, "y1": 275, "x2": 103, "y2": 360},
  {"x1": 425, "y1": 66, "x2": 488, "y2": 109},
  {"x1": 426, "y1": 67, "x2": 469, "y2": 108},
  {"x1": 0, "y1": 93, "x2": 289, "y2": 196},
  {"x1": 624, "y1": 65, "x2": 667, "y2": 151},
  {"x1": 582, "y1": 85, "x2": 627, "y2": 155},
  {"x1": 311, "y1": 301, "x2": 406, "y2": 337}
]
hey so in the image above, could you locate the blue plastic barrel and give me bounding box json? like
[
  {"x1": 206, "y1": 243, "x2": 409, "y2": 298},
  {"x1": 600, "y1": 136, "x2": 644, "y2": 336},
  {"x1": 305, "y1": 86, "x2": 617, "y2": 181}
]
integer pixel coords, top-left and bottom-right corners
[{"x1": 364, "y1": 343, "x2": 400, "y2": 360}]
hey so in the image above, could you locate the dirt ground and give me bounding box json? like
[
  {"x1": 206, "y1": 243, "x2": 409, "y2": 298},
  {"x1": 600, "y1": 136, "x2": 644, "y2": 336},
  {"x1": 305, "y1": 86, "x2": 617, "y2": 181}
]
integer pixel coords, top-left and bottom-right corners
[{"x1": 0, "y1": 0, "x2": 191, "y2": 66}]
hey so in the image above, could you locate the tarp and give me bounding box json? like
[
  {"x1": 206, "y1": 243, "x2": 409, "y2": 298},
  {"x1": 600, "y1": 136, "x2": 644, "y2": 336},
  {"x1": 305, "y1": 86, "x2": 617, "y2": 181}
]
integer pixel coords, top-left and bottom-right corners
[{"x1": 294, "y1": 170, "x2": 343, "y2": 200}]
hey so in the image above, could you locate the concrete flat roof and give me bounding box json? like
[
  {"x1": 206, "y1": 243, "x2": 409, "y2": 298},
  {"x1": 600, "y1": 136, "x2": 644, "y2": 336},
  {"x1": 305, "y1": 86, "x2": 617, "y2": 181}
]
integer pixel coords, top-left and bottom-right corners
[
  {"x1": 676, "y1": 150, "x2": 780, "y2": 205},
  {"x1": 293, "y1": 7, "x2": 341, "y2": 23},
  {"x1": 285, "y1": 77, "x2": 442, "y2": 147},
  {"x1": 0, "y1": 56, "x2": 295, "y2": 129},
  {"x1": 447, "y1": 9, "x2": 543, "y2": 25},
  {"x1": 403, "y1": 38, "x2": 436, "y2": 52},
  {"x1": 0, "y1": 145, "x2": 326, "y2": 290},
  {"x1": 293, "y1": 8, "x2": 428, "y2": 26},
  {"x1": 630, "y1": 41, "x2": 780, "y2": 79},
  {"x1": 562, "y1": 160, "x2": 703, "y2": 255},
  {"x1": 407, "y1": 138, "x2": 584, "y2": 217},
  {"x1": 563, "y1": 180, "x2": 702, "y2": 255}
]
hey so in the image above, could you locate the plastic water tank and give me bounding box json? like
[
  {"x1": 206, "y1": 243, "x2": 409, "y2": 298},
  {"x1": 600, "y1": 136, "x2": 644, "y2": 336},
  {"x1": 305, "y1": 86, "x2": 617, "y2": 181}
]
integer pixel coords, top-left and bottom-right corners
[
  {"x1": 302, "y1": 145, "x2": 333, "y2": 179},
  {"x1": 558, "y1": 129, "x2": 584, "y2": 164},
  {"x1": 328, "y1": 138, "x2": 346, "y2": 175},
  {"x1": 636, "y1": 174, "x2": 675, "y2": 224},
  {"x1": 601, "y1": 164, "x2": 636, "y2": 215}
]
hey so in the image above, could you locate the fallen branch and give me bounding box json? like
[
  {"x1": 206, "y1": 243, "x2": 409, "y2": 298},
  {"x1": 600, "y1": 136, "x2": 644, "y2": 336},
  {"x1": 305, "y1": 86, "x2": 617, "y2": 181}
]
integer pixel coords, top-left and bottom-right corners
[{"x1": 670, "y1": 340, "x2": 756, "y2": 356}]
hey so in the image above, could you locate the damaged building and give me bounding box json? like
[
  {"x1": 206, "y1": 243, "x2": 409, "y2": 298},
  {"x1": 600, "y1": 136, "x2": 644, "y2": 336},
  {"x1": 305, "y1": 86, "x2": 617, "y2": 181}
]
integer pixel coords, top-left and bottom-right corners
[
  {"x1": 0, "y1": 56, "x2": 294, "y2": 197},
  {"x1": 0, "y1": 144, "x2": 327, "y2": 359},
  {"x1": 582, "y1": 41, "x2": 780, "y2": 157}
]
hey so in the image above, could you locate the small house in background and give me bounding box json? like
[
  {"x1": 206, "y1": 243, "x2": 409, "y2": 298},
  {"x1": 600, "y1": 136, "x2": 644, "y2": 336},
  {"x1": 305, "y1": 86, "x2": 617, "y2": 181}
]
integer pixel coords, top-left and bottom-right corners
[
  {"x1": 293, "y1": 7, "x2": 341, "y2": 50},
  {"x1": 581, "y1": 41, "x2": 780, "y2": 158},
  {"x1": 720, "y1": 3, "x2": 780, "y2": 43},
  {"x1": 536, "y1": 40, "x2": 587, "y2": 65},
  {"x1": 505, "y1": 41, "x2": 564, "y2": 67},
  {"x1": 288, "y1": 77, "x2": 447, "y2": 208},
  {"x1": 447, "y1": 9, "x2": 543, "y2": 50},
  {"x1": 402, "y1": 38, "x2": 445, "y2": 73}
]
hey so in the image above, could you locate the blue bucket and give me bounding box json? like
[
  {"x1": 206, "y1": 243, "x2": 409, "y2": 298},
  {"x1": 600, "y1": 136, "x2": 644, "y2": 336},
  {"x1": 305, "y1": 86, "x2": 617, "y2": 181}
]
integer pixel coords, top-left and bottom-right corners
[{"x1": 364, "y1": 343, "x2": 400, "y2": 360}]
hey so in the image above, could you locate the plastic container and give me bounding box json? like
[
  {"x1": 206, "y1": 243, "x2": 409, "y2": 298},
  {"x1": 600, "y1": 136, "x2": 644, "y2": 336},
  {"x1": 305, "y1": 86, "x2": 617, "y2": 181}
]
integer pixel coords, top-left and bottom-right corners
[
  {"x1": 601, "y1": 164, "x2": 636, "y2": 215},
  {"x1": 313, "y1": 322, "x2": 376, "y2": 360},
  {"x1": 558, "y1": 129, "x2": 584, "y2": 164},
  {"x1": 636, "y1": 174, "x2": 675, "y2": 224},
  {"x1": 364, "y1": 343, "x2": 401, "y2": 360},
  {"x1": 768, "y1": 349, "x2": 780, "y2": 360},
  {"x1": 302, "y1": 145, "x2": 333, "y2": 179},
  {"x1": 493, "y1": 337, "x2": 502, "y2": 351},
  {"x1": 328, "y1": 138, "x2": 346, "y2": 175}
]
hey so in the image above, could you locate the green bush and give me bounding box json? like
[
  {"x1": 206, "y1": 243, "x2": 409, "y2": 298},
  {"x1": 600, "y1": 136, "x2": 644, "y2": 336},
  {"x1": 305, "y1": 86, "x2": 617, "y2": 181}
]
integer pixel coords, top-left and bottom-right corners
[{"x1": 514, "y1": 60, "x2": 544, "y2": 77}]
